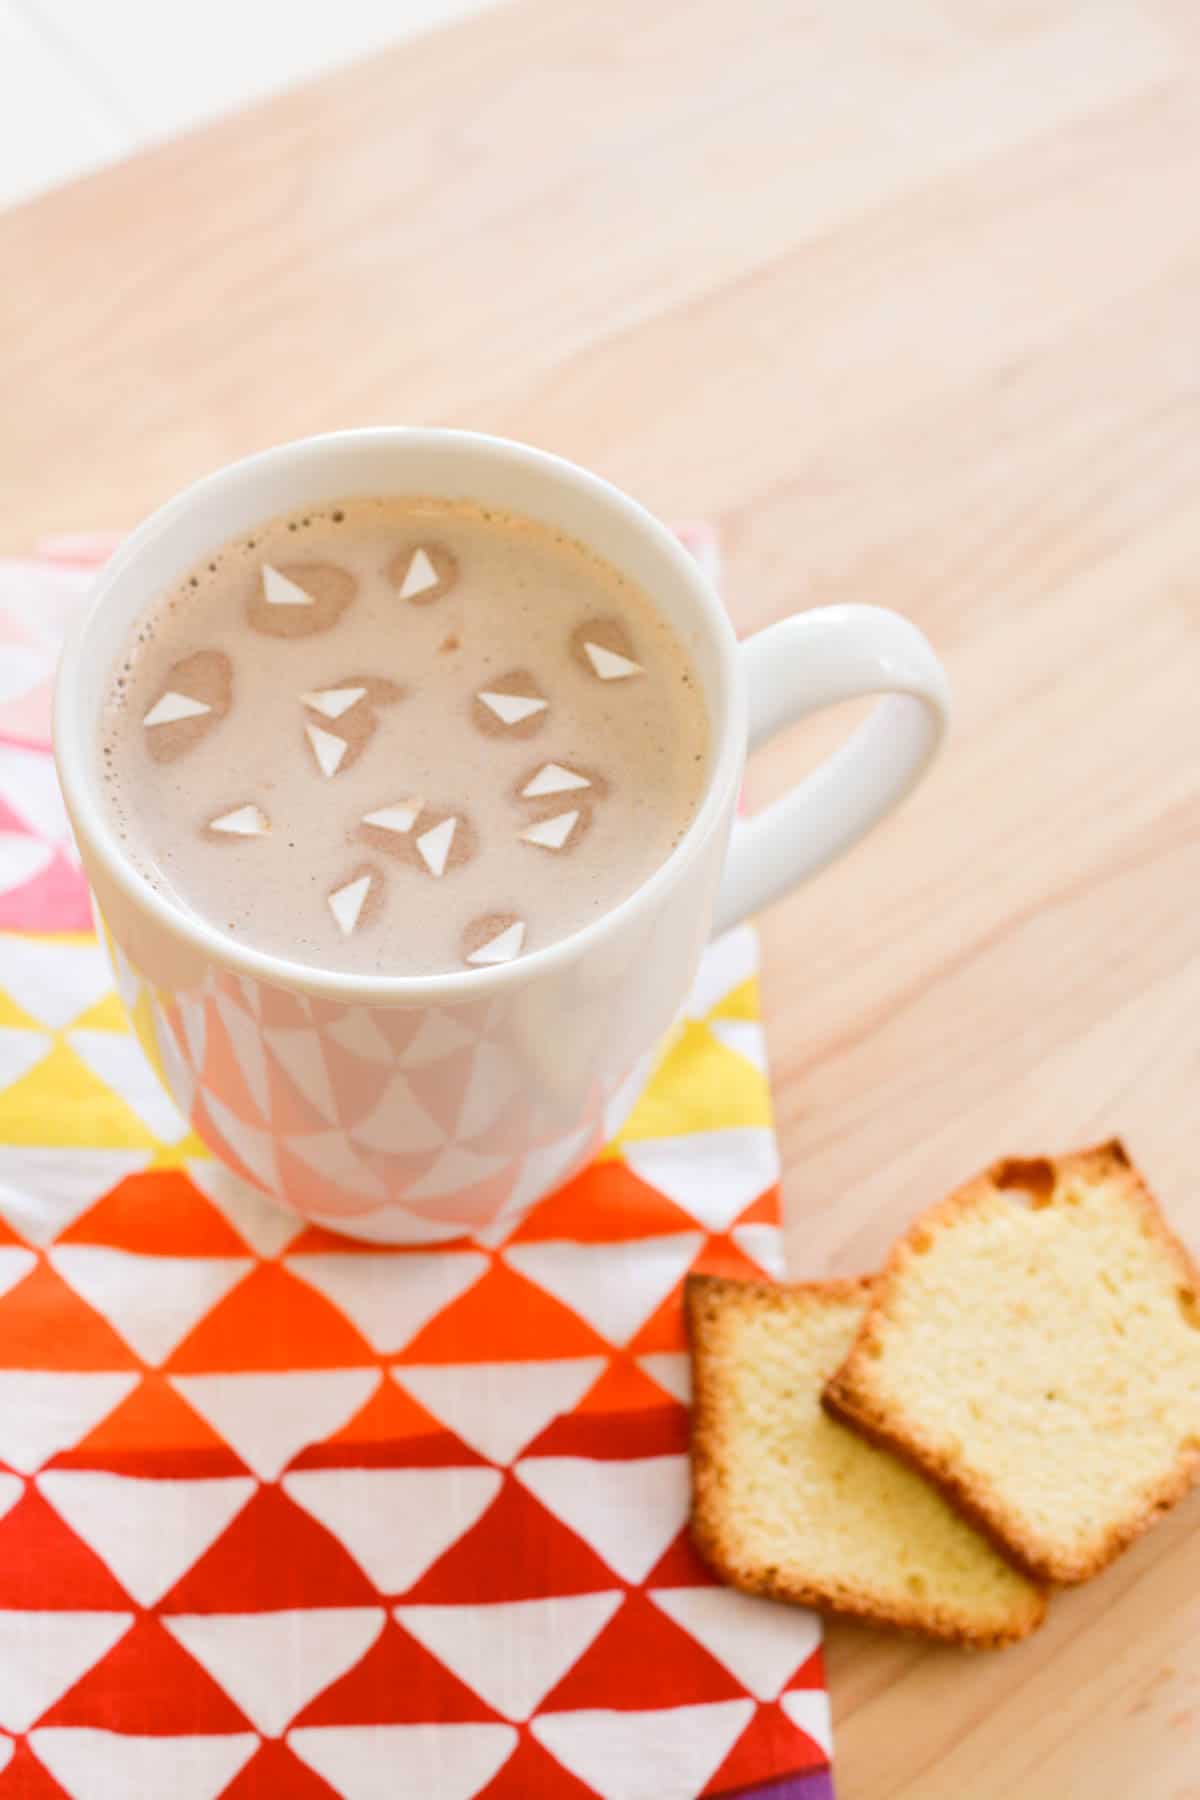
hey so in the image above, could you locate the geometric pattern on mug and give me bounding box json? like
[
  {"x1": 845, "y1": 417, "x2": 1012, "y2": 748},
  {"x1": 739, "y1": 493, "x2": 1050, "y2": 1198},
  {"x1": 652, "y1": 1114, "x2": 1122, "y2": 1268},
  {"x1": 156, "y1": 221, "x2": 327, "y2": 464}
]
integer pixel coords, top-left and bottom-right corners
[{"x1": 0, "y1": 537, "x2": 834, "y2": 1798}]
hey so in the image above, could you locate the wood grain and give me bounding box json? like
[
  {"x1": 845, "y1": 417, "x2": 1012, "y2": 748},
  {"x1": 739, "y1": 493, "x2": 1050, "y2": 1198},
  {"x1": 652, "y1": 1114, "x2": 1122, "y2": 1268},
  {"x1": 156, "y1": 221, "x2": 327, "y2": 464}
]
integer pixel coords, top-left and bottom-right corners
[{"x1": 2, "y1": 1, "x2": 1198, "y2": 1792}]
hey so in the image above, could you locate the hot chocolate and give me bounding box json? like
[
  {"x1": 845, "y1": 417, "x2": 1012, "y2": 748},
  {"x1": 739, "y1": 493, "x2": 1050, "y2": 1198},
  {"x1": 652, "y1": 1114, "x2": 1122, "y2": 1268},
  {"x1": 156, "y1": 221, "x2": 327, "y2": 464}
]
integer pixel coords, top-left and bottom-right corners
[{"x1": 100, "y1": 497, "x2": 709, "y2": 976}]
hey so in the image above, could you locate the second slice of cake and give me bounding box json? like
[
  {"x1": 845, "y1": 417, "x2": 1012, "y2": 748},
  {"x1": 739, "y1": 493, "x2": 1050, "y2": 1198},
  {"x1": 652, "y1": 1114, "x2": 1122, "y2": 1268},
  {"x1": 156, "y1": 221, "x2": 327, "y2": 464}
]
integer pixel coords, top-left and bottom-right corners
[{"x1": 687, "y1": 1273, "x2": 1045, "y2": 1646}]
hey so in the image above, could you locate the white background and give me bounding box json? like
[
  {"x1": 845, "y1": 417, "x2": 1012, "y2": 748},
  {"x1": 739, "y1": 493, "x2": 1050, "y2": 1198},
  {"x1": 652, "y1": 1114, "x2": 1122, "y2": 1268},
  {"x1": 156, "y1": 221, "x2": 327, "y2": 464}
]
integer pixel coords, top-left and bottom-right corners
[{"x1": 0, "y1": 0, "x2": 500, "y2": 210}]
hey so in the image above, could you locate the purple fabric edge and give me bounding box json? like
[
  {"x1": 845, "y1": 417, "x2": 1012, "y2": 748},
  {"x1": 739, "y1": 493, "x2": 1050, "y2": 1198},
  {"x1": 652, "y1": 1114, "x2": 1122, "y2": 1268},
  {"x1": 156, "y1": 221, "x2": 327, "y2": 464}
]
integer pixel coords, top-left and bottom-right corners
[{"x1": 718, "y1": 1769, "x2": 836, "y2": 1800}]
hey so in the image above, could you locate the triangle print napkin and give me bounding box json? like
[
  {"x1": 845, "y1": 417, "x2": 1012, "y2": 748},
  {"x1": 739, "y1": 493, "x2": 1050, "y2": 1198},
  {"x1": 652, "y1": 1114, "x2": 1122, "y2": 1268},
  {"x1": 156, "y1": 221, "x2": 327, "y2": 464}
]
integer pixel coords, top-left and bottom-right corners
[{"x1": 0, "y1": 536, "x2": 835, "y2": 1799}]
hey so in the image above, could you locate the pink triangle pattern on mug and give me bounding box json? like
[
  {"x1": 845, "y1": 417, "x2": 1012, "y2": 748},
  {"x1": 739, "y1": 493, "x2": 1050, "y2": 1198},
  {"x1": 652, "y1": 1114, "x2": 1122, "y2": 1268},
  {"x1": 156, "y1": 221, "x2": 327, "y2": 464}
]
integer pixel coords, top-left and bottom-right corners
[{"x1": 0, "y1": 526, "x2": 834, "y2": 1800}]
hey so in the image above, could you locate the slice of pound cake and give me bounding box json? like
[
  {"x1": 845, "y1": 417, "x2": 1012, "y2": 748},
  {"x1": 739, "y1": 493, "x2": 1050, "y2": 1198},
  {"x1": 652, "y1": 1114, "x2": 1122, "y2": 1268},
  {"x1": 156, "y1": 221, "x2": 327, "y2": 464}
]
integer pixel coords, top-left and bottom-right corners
[
  {"x1": 686, "y1": 1273, "x2": 1045, "y2": 1646},
  {"x1": 824, "y1": 1141, "x2": 1200, "y2": 1584}
]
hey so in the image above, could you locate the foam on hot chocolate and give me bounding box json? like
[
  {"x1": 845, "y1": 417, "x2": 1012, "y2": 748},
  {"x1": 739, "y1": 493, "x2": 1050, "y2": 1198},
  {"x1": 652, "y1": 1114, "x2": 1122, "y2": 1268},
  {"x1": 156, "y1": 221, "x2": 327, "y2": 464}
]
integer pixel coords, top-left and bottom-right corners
[{"x1": 100, "y1": 496, "x2": 709, "y2": 976}]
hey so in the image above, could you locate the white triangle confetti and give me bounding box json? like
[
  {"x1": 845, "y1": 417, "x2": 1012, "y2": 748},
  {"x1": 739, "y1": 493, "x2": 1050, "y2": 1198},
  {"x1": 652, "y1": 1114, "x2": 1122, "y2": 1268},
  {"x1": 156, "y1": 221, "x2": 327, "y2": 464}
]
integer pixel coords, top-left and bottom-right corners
[
  {"x1": 522, "y1": 763, "x2": 590, "y2": 797},
  {"x1": 286, "y1": 1250, "x2": 488, "y2": 1354},
  {"x1": 282, "y1": 1467, "x2": 502, "y2": 1594},
  {"x1": 263, "y1": 564, "x2": 314, "y2": 606},
  {"x1": 290, "y1": 1724, "x2": 517, "y2": 1800},
  {"x1": 416, "y1": 817, "x2": 457, "y2": 877},
  {"x1": 520, "y1": 810, "x2": 579, "y2": 851},
  {"x1": 478, "y1": 691, "x2": 547, "y2": 726},
  {"x1": 584, "y1": 642, "x2": 642, "y2": 680},
  {"x1": 208, "y1": 804, "x2": 268, "y2": 837},
  {"x1": 329, "y1": 873, "x2": 373, "y2": 937},
  {"x1": 513, "y1": 1454, "x2": 689, "y2": 1584},
  {"x1": 36, "y1": 1471, "x2": 256, "y2": 1608},
  {"x1": 531, "y1": 1700, "x2": 752, "y2": 1800},
  {"x1": 30, "y1": 1731, "x2": 257, "y2": 1800},
  {"x1": 399, "y1": 547, "x2": 440, "y2": 599},
  {"x1": 466, "y1": 921, "x2": 525, "y2": 966},
  {"x1": 46, "y1": 1247, "x2": 252, "y2": 1367},
  {"x1": 0, "y1": 1614, "x2": 133, "y2": 1734},
  {"x1": 398, "y1": 1593, "x2": 622, "y2": 1722},
  {"x1": 781, "y1": 1688, "x2": 834, "y2": 1756},
  {"x1": 394, "y1": 1358, "x2": 605, "y2": 1465},
  {"x1": 503, "y1": 1233, "x2": 703, "y2": 1347},
  {"x1": 306, "y1": 723, "x2": 349, "y2": 778},
  {"x1": 0, "y1": 1371, "x2": 138, "y2": 1474},
  {"x1": 163, "y1": 1609, "x2": 384, "y2": 1737},
  {"x1": 649, "y1": 1587, "x2": 821, "y2": 1701},
  {"x1": 303, "y1": 686, "x2": 366, "y2": 719},
  {"x1": 143, "y1": 691, "x2": 211, "y2": 728},
  {"x1": 362, "y1": 800, "x2": 422, "y2": 835},
  {"x1": 169, "y1": 1369, "x2": 380, "y2": 1482}
]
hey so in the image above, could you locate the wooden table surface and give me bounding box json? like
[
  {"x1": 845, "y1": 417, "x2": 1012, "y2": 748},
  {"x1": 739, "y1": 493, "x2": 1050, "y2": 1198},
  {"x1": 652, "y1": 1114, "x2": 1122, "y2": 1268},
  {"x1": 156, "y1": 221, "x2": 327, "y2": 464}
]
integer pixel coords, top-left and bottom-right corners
[{"x1": 3, "y1": 1, "x2": 1199, "y2": 1793}]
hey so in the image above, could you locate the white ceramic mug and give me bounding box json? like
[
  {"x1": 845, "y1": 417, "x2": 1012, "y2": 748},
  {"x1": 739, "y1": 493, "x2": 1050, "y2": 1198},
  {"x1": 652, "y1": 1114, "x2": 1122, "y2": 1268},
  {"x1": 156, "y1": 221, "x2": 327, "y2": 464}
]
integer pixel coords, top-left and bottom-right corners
[{"x1": 54, "y1": 429, "x2": 949, "y2": 1242}]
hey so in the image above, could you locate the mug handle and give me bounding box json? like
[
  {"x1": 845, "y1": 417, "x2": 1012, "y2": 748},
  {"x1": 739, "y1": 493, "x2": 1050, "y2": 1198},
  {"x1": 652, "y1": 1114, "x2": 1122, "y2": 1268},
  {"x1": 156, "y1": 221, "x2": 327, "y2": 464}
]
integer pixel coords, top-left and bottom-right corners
[{"x1": 713, "y1": 605, "x2": 950, "y2": 934}]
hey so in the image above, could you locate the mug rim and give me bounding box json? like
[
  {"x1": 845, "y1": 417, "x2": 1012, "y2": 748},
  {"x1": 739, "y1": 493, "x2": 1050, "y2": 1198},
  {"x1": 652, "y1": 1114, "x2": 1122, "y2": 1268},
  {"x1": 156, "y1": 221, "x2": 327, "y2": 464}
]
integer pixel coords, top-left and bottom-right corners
[{"x1": 54, "y1": 428, "x2": 746, "y2": 1005}]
